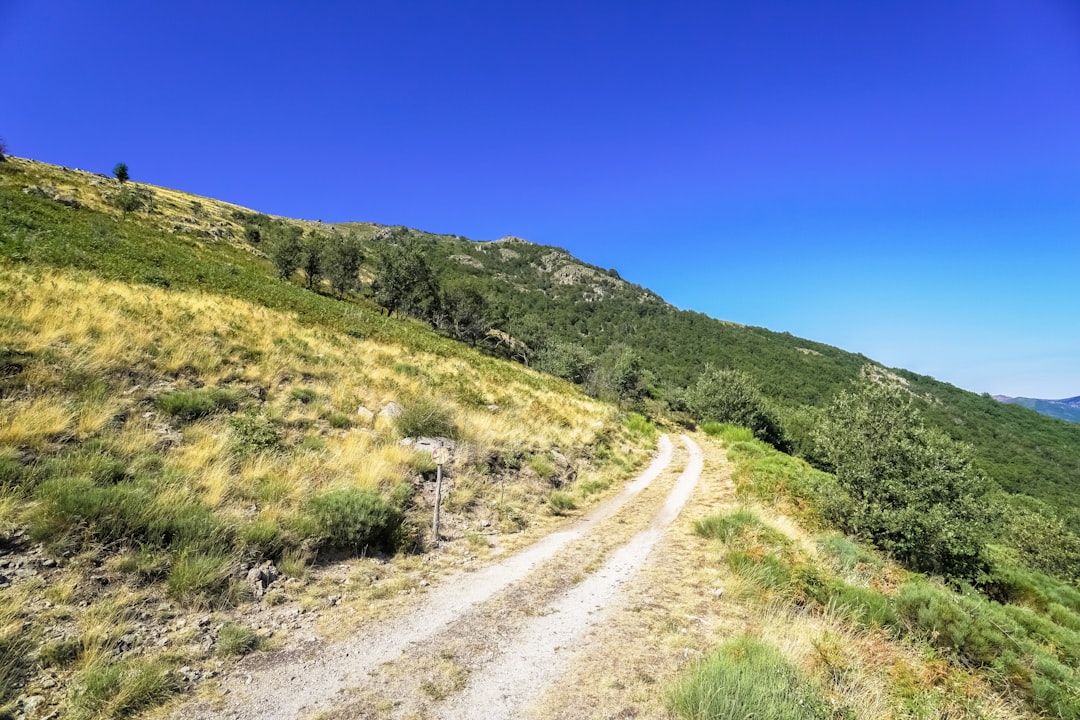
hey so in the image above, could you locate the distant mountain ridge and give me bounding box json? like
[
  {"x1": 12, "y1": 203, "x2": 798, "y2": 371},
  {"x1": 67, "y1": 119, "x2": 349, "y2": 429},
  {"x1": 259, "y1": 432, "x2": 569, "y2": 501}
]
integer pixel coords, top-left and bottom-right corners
[{"x1": 993, "y1": 394, "x2": 1080, "y2": 424}]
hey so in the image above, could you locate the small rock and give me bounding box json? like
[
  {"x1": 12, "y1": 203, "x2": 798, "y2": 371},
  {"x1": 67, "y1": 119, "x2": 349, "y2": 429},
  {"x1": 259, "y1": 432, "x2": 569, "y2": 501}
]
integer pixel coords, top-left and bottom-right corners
[
  {"x1": 22, "y1": 695, "x2": 46, "y2": 713},
  {"x1": 355, "y1": 406, "x2": 375, "y2": 426},
  {"x1": 379, "y1": 402, "x2": 402, "y2": 419}
]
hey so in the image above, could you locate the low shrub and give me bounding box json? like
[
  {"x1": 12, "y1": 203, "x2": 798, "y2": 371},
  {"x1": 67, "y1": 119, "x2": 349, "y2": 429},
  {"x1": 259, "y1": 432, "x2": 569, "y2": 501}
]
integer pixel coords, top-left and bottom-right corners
[
  {"x1": 228, "y1": 412, "x2": 280, "y2": 455},
  {"x1": 155, "y1": 388, "x2": 239, "y2": 422},
  {"x1": 306, "y1": 487, "x2": 403, "y2": 555},
  {"x1": 668, "y1": 636, "x2": 827, "y2": 720}
]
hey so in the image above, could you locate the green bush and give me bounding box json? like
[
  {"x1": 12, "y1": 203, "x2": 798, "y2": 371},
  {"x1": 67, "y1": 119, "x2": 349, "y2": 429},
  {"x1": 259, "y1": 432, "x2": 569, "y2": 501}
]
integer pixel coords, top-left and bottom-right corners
[
  {"x1": 155, "y1": 388, "x2": 239, "y2": 422},
  {"x1": 685, "y1": 366, "x2": 787, "y2": 449},
  {"x1": 814, "y1": 377, "x2": 997, "y2": 581},
  {"x1": 668, "y1": 636, "x2": 827, "y2": 720},
  {"x1": 306, "y1": 488, "x2": 403, "y2": 555},
  {"x1": 395, "y1": 398, "x2": 457, "y2": 438},
  {"x1": 228, "y1": 412, "x2": 280, "y2": 455}
]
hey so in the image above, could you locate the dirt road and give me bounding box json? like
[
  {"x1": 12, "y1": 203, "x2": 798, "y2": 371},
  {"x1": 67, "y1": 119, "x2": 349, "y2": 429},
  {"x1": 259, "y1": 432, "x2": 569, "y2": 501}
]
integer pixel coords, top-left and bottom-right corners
[{"x1": 184, "y1": 433, "x2": 705, "y2": 720}]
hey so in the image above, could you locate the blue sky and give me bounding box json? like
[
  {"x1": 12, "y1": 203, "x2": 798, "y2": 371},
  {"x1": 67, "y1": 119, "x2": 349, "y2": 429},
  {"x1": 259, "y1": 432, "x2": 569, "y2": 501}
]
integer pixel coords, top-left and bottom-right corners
[{"x1": 2, "y1": 1, "x2": 1078, "y2": 398}]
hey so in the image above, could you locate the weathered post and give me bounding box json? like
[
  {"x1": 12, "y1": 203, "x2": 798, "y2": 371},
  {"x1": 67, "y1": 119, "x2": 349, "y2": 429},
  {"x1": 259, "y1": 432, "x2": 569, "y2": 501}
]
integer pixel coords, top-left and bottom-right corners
[{"x1": 432, "y1": 446, "x2": 450, "y2": 543}]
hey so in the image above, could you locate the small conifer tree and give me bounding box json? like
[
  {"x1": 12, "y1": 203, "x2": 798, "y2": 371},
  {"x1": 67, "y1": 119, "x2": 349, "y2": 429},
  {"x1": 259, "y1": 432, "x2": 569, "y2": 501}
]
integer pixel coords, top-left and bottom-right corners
[{"x1": 113, "y1": 162, "x2": 129, "y2": 183}]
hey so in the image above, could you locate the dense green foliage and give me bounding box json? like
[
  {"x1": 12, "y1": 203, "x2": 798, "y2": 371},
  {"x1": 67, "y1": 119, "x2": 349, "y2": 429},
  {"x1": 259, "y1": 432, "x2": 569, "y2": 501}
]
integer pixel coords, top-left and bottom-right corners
[
  {"x1": 814, "y1": 377, "x2": 998, "y2": 581},
  {"x1": 684, "y1": 366, "x2": 786, "y2": 448},
  {"x1": 112, "y1": 162, "x2": 128, "y2": 183},
  {"x1": 710, "y1": 428, "x2": 1080, "y2": 718}
]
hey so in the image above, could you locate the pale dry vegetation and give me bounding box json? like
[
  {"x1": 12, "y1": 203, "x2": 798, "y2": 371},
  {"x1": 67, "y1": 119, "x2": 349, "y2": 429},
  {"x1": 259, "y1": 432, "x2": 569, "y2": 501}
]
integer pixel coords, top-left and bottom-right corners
[{"x1": 0, "y1": 266, "x2": 644, "y2": 718}]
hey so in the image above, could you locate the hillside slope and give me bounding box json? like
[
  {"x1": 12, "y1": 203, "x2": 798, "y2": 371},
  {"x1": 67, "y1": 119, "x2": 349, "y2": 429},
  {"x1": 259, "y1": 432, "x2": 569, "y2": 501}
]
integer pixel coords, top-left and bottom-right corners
[{"x1": 1, "y1": 156, "x2": 1078, "y2": 719}]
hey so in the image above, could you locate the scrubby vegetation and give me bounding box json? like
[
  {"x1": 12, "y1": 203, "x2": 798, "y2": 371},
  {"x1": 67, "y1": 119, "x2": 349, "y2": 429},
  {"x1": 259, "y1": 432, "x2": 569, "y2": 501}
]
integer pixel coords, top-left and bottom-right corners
[{"x1": 688, "y1": 425, "x2": 1080, "y2": 719}]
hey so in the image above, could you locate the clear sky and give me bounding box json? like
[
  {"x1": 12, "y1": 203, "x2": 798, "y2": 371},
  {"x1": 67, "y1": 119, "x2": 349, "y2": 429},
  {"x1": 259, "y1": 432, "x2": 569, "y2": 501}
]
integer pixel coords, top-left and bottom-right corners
[{"x1": 2, "y1": 1, "x2": 1078, "y2": 398}]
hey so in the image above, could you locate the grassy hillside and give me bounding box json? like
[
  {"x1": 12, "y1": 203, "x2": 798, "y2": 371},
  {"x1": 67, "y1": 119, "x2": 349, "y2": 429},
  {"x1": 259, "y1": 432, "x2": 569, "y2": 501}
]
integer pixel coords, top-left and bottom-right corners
[
  {"x1": 2, "y1": 156, "x2": 1077, "y2": 719},
  {"x1": 0, "y1": 158, "x2": 655, "y2": 718}
]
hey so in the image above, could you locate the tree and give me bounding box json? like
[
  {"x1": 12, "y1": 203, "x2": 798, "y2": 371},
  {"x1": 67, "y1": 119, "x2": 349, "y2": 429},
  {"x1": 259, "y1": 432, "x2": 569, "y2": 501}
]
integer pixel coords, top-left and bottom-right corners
[
  {"x1": 0, "y1": 137, "x2": 7, "y2": 161},
  {"x1": 324, "y1": 234, "x2": 364, "y2": 296},
  {"x1": 372, "y1": 243, "x2": 440, "y2": 320},
  {"x1": 685, "y1": 366, "x2": 786, "y2": 448},
  {"x1": 301, "y1": 233, "x2": 325, "y2": 290},
  {"x1": 586, "y1": 344, "x2": 649, "y2": 405},
  {"x1": 813, "y1": 374, "x2": 998, "y2": 580},
  {"x1": 438, "y1": 281, "x2": 490, "y2": 346},
  {"x1": 268, "y1": 225, "x2": 304, "y2": 280},
  {"x1": 113, "y1": 162, "x2": 129, "y2": 183},
  {"x1": 536, "y1": 340, "x2": 596, "y2": 385}
]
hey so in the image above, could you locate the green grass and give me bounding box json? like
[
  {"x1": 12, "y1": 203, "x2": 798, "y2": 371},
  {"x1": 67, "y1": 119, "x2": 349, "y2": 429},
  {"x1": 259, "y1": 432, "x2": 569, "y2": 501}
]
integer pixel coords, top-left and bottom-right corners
[
  {"x1": 694, "y1": 507, "x2": 766, "y2": 543},
  {"x1": 547, "y1": 490, "x2": 577, "y2": 515},
  {"x1": 155, "y1": 387, "x2": 240, "y2": 422},
  {"x1": 622, "y1": 412, "x2": 658, "y2": 440},
  {"x1": 215, "y1": 622, "x2": 263, "y2": 656},
  {"x1": 166, "y1": 548, "x2": 235, "y2": 607},
  {"x1": 69, "y1": 658, "x2": 178, "y2": 720},
  {"x1": 668, "y1": 636, "x2": 827, "y2": 720},
  {"x1": 394, "y1": 398, "x2": 457, "y2": 439},
  {"x1": 306, "y1": 487, "x2": 404, "y2": 554}
]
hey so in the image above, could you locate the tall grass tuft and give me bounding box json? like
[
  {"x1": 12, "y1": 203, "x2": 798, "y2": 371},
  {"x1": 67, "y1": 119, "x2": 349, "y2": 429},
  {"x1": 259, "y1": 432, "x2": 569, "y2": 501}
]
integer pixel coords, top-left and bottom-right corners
[
  {"x1": 68, "y1": 658, "x2": 178, "y2": 720},
  {"x1": 395, "y1": 398, "x2": 457, "y2": 438},
  {"x1": 306, "y1": 487, "x2": 404, "y2": 555},
  {"x1": 668, "y1": 636, "x2": 827, "y2": 720}
]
